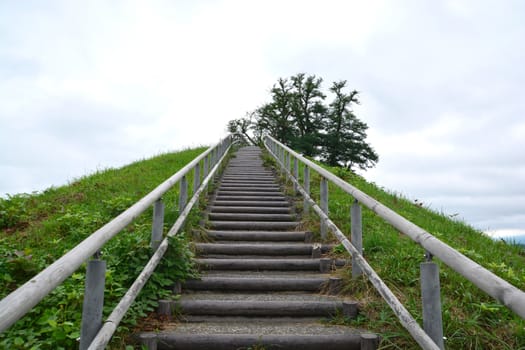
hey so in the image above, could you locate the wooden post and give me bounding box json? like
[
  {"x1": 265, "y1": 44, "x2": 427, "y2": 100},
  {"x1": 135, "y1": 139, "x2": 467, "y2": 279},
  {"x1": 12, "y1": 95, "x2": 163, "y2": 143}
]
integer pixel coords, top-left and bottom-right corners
[
  {"x1": 328, "y1": 277, "x2": 342, "y2": 295},
  {"x1": 361, "y1": 334, "x2": 380, "y2": 350},
  {"x1": 79, "y1": 256, "x2": 106, "y2": 350},
  {"x1": 150, "y1": 199, "x2": 164, "y2": 251},
  {"x1": 203, "y1": 155, "x2": 209, "y2": 178},
  {"x1": 179, "y1": 176, "x2": 188, "y2": 213},
  {"x1": 139, "y1": 333, "x2": 157, "y2": 350},
  {"x1": 351, "y1": 199, "x2": 363, "y2": 278},
  {"x1": 320, "y1": 177, "x2": 328, "y2": 240},
  {"x1": 280, "y1": 148, "x2": 285, "y2": 175},
  {"x1": 303, "y1": 166, "x2": 310, "y2": 215},
  {"x1": 421, "y1": 256, "x2": 445, "y2": 349},
  {"x1": 293, "y1": 157, "x2": 299, "y2": 194},
  {"x1": 193, "y1": 163, "x2": 200, "y2": 194}
]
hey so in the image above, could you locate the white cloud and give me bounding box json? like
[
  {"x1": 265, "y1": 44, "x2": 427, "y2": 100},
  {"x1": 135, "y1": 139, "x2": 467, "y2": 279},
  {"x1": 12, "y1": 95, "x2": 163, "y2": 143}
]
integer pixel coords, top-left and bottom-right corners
[
  {"x1": 486, "y1": 228, "x2": 525, "y2": 239},
  {"x1": 0, "y1": 0, "x2": 524, "y2": 237}
]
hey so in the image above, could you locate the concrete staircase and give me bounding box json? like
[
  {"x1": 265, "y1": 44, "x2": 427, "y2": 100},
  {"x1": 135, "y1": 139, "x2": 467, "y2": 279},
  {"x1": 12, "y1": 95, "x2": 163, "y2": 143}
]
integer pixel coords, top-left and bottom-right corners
[{"x1": 140, "y1": 146, "x2": 379, "y2": 350}]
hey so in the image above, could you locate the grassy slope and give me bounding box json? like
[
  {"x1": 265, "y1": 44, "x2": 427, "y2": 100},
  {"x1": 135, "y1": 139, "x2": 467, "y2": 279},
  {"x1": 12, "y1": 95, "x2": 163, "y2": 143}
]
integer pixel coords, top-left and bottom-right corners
[
  {"x1": 2, "y1": 146, "x2": 524, "y2": 349},
  {"x1": 0, "y1": 147, "x2": 206, "y2": 349},
  {"x1": 286, "y1": 160, "x2": 525, "y2": 349}
]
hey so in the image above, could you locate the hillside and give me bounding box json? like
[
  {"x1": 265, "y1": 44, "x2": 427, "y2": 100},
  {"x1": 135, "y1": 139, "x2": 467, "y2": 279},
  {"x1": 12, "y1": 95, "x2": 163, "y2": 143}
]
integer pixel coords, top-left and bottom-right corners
[
  {"x1": 1, "y1": 145, "x2": 524, "y2": 349},
  {"x1": 296, "y1": 161, "x2": 525, "y2": 349},
  {"x1": 0, "y1": 147, "x2": 206, "y2": 349}
]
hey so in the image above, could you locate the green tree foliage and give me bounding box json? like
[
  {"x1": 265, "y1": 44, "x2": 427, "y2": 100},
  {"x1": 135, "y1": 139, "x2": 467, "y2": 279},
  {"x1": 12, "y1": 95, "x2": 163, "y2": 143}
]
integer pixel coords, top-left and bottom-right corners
[
  {"x1": 252, "y1": 78, "x2": 295, "y2": 144},
  {"x1": 227, "y1": 114, "x2": 256, "y2": 145},
  {"x1": 227, "y1": 73, "x2": 378, "y2": 170},
  {"x1": 322, "y1": 80, "x2": 378, "y2": 169},
  {"x1": 288, "y1": 73, "x2": 326, "y2": 157}
]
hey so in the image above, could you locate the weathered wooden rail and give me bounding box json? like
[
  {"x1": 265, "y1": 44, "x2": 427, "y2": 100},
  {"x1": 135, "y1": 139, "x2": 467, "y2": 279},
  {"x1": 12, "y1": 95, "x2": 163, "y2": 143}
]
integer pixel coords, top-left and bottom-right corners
[
  {"x1": 264, "y1": 135, "x2": 525, "y2": 350},
  {"x1": 2, "y1": 132, "x2": 523, "y2": 349},
  {"x1": 0, "y1": 135, "x2": 236, "y2": 349}
]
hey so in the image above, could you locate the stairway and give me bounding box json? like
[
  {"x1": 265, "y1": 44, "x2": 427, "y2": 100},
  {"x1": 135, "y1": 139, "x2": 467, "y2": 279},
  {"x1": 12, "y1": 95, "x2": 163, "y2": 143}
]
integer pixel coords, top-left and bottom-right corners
[{"x1": 139, "y1": 146, "x2": 379, "y2": 350}]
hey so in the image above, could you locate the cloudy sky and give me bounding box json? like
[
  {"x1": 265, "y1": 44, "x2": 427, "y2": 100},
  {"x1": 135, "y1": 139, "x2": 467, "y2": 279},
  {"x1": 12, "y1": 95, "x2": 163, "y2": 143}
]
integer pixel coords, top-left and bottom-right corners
[{"x1": 1, "y1": 0, "x2": 524, "y2": 238}]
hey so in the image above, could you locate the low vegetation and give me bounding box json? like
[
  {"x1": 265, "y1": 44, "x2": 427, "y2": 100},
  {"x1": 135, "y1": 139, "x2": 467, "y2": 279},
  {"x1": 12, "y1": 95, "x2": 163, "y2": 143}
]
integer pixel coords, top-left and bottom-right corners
[
  {"x1": 0, "y1": 147, "x2": 206, "y2": 349},
  {"x1": 2, "y1": 145, "x2": 524, "y2": 349},
  {"x1": 279, "y1": 157, "x2": 525, "y2": 349}
]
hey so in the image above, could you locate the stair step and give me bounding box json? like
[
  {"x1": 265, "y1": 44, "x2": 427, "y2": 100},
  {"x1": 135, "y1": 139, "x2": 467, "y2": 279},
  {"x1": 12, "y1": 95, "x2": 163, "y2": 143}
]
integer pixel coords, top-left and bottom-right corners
[
  {"x1": 216, "y1": 192, "x2": 284, "y2": 198},
  {"x1": 220, "y1": 179, "x2": 276, "y2": 183},
  {"x1": 177, "y1": 316, "x2": 322, "y2": 323},
  {"x1": 145, "y1": 332, "x2": 369, "y2": 350},
  {"x1": 214, "y1": 195, "x2": 288, "y2": 202},
  {"x1": 210, "y1": 206, "x2": 291, "y2": 214},
  {"x1": 218, "y1": 183, "x2": 280, "y2": 188},
  {"x1": 179, "y1": 291, "x2": 340, "y2": 302},
  {"x1": 222, "y1": 173, "x2": 274, "y2": 177},
  {"x1": 171, "y1": 299, "x2": 347, "y2": 317},
  {"x1": 208, "y1": 213, "x2": 295, "y2": 222},
  {"x1": 223, "y1": 172, "x2": 273, "y2": 176},
  {"x1": 205, "y1": 230, "x2": 312, "y2": 242},
  {"x1": 222, "y1": 178, "x2": 277, "y2": 180},
  {"x1": 195, "y1": 243, "x2": 316, "y2": 255},
  {"x1": 200, "y1": 254, "x2": 312, "y2": 259},
  {"x1": 212, "y1": 200, "x2": 290, "y2": 207},
  {"x1": 208, "y1": 221, "x2": 299, "y2": 230},
  {"x1": 196, "y1": 258, "x2": 323, "y2": 271},
  {"x1": 183, "y1": 275, "x2": 329, "y2": 291},
  {"x1": 218, "y1": 186, "x2": 281, "y2": 192}
]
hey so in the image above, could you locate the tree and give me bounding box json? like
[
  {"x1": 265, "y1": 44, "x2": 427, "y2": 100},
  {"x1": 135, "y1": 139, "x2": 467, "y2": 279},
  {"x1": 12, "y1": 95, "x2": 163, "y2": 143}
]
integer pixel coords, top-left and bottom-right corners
[
  {"x1": 252, "y1": 78, "x2": 296, "y2": 145},
  {"x1": 322, "y1": 81, "x2": 378, "y2": 169},
  {"x1": 227, "y1": 114, "x2": 256, "y2": 145},
  {"x1": 288, "y1": 74, "x2": 326, "y2": 157},
  {"x1": 226, "y1": 74, "x2": 379, "y2": 171}
]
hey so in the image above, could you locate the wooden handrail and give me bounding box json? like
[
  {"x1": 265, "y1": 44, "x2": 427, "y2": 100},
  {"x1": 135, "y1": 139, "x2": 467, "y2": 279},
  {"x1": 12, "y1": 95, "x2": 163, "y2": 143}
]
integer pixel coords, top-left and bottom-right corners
[
  {"x1": 0, "y1": 135, "x2": 233, "y2": 334},
  {"x1": 263, "y1": 135, "x2": 525, "y2": 320}
]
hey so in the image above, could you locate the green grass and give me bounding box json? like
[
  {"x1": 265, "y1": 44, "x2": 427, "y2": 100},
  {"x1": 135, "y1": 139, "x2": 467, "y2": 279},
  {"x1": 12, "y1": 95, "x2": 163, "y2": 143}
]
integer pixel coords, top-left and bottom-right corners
[
  {"x1": 272, "y1": 153, "x2": 525, "y2": 350},
  {"x1": 3, "y1": 145, "x2": 524, "y2": 349},
  {"x1": 0, "y1": 147, "x2": 208, "y2": 349}
]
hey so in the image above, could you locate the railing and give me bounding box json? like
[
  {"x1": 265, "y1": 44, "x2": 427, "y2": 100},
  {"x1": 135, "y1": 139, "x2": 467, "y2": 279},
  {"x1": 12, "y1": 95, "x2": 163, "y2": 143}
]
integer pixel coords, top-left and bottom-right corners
[
  {"x1": 0, "y1": 135, "x2": 235, "y2": 349},
  {"x1": 264, "y1": 135, "x2": 525, "y2": 350}
]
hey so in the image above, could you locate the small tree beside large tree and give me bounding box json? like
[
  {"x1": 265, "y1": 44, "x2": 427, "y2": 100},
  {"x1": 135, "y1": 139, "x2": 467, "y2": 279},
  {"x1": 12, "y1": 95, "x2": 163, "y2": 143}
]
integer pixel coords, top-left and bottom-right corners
[{"x1": 227, "y1": 73, "x2": 378, "y2": 171}]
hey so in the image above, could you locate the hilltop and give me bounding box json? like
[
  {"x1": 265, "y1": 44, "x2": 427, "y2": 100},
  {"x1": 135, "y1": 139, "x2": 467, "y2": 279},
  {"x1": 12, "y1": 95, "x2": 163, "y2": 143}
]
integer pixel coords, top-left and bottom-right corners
[{"x1": 1, "y1": 145, "x2": 524, "y2": 349}]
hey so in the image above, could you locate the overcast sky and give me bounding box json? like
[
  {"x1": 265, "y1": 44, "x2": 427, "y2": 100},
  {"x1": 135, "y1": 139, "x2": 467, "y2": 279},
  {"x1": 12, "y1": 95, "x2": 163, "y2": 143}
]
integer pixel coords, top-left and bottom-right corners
[{"x1": 1, "y1": 1, "x2": 524, "y2": 238}]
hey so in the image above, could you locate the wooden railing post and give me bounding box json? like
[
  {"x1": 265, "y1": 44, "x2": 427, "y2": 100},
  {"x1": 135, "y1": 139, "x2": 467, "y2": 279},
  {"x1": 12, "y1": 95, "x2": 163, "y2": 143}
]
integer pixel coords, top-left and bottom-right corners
[
  {"x1": 179, "y1": 176, "x2": 188, "y2": 213},
  {"x1": 421, "y1": 253, "x2": 445, "y2": 349},
  {"x1": 150, "y1": 199, "x2": 164, "y2": 251},
  {"x1": 203, "y1": 155, "x2": 209, "y2": 179},
  {"x1": 212, "y1": 148, "x2": 217, "y2": 167},
  {"x1": 320, "y1": 177, "x2": 328, "y2": 240},
  {"x1": 193, "y1": 163, "x2": 201, "y2": 194},
  {"x1": 279, "y1": 148, "x2": 285, "y2": 175},
  {"x1": 351, "y1": 199, "x2": 363, "y2": 278},
  {"x1": 79, "y1": 253, "x2": 106, "y2": 350},
  {"x1": 303, "y1": 166, "x2": 310, "y2": 215},
  {"x1": 293, "y1": 157, "x2": 299, "y2": 194}
]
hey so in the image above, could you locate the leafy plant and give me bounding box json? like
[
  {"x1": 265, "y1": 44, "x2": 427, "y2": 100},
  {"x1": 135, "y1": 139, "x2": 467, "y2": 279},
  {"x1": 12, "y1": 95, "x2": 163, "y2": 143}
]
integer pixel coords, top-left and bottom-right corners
[
  {"x1": 0, "y1": 147, "x2": 207, "y2": 349},
  {"x1": 0, "y1": 193, "x2": 32, "y2": 230}
]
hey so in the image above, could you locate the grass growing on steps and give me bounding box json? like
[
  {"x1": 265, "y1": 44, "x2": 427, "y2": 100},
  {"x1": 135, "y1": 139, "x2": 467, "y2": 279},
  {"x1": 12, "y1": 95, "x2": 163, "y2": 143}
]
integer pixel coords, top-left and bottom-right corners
[
  {"x1": 0, "y1": 147, "x2": 207, "y2": 349},
  {"x1": 267, "y1": 152, "x2": 525, "y2": 349}
]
